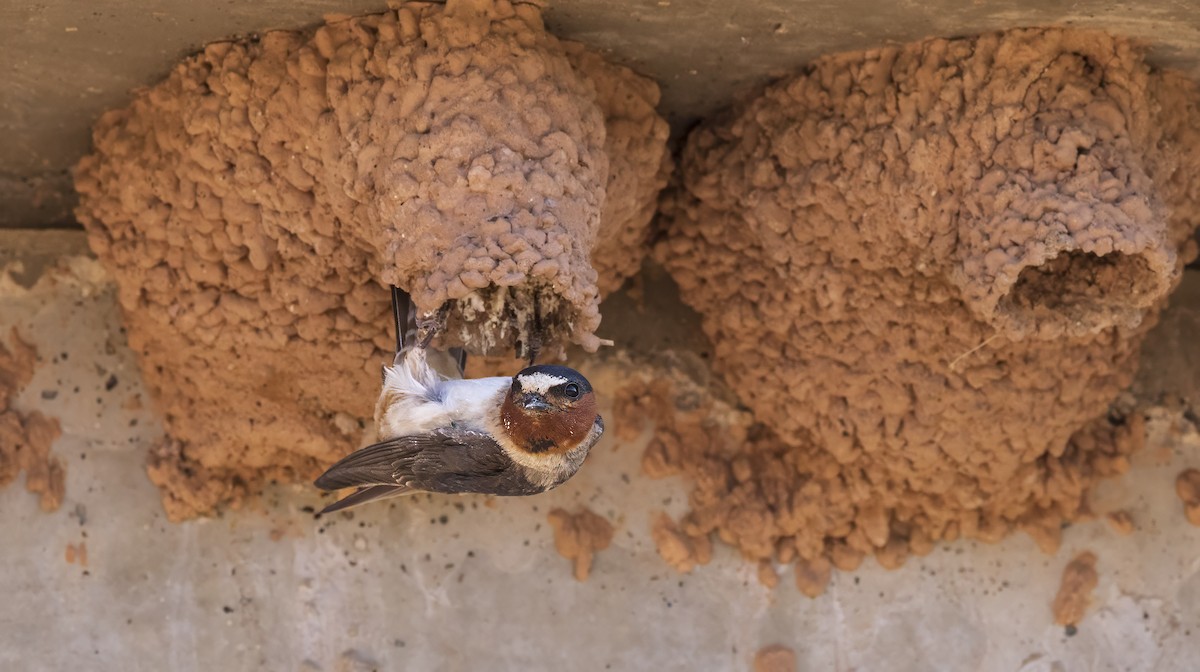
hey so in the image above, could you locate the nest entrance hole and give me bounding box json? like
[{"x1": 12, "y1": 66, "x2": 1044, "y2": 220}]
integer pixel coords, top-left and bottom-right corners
[{"x1": 1002, "y1": 250, "x2": 1165, "y2": 332}]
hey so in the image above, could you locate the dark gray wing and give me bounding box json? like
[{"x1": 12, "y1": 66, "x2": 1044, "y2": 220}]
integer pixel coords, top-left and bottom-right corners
[
  {"x1": 314, "y1": 426, "x2": 542, "y2": 497},
  {"x1": 313, "y1": 438, "x2": 419, "y2": 490},
  {"x1": 317, "y1": 485, "x2": 410, "y2": 515}
]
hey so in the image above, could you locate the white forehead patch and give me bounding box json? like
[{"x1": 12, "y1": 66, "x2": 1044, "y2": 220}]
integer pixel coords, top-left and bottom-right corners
[{"x1": 517, "y1": 372, "x2": 569, "y2": 395}]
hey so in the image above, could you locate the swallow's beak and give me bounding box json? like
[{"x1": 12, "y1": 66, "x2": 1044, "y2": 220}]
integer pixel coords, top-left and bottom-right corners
[{"x1": 521, "y1": 393, "x2": 551, "y2": 412}]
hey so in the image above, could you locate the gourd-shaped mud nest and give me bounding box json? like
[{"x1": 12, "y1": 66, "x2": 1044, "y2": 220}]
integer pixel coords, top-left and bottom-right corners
[
  {"x1": 657, "y1": 28, "x2": 1200, "y2": 574},
  {"x1": 74, "y1": 0, "x2": 670, "y2": 519}
]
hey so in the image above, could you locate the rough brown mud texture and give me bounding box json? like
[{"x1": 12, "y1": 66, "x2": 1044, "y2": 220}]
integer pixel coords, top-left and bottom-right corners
[
  {"x1": 657, "y1": 29, "x2": 1200, "y2": 578},
  {"x1": 0, "y1": 328, "x2": 65, "y2": 512},
  {"x1": 1106, "y1": 509, "x2": 1135, "y2": 535},
  {"x1": 1052, "y1": 551, "x2": 1099, "y2": 626},
  {"x1": 753, "y1": 645, "x2": 797, "y2": 672},
  {"x1": 650, "y1": 511, "x2": 713, "y2": 574},
  {"x1": 1176, "y1": 468, "x2": 1200, "y2": 526},
  {"x1": 72, "y1": 0, "x2": 668, "y2": 519},
  {"x1": 546, "y1": 506, "x2": 615, "y2": 581}
]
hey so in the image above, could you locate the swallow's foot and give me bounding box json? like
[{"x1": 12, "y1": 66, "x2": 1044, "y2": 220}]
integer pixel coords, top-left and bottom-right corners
[{"x1": 416, "y1": 302, "x2": 451, "y2": 349}]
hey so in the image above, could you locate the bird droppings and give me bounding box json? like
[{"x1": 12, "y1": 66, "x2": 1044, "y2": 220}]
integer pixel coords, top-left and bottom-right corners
[
  {"x1": 546, "y1": 506, "x2": 615, "y2": 581},
  {"x1": 72, "y1": 0, "x2": 668, "y2": 520},
  {"x1": 1051, "y1": 551, "x2": 1099, "y2": 626},
  {"x1": 656, "y1": 28, "x2": 1200, "y2": 579},
  {"x1": 1175, "y1": 468, "x2": 1200, "y2": 526},
  {"x1": 753, "y1": 644, "x2": 797, "y2": 672},
  {"x1": 0, "y1": 327, "x2": 65, "y2": 512}
]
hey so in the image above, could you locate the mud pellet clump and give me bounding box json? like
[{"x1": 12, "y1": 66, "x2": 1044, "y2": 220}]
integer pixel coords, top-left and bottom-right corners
[{"x1": 658, "y1": 28, "x2": 1200, "y2": 575}]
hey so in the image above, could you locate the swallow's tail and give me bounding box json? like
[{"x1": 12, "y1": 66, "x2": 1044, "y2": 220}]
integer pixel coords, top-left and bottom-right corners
[
  {"x1": 450, "y1": 346, "x2": 467, "y2": 378},
  {"x1": 392, "y1": 286, "x2": 418, "y2": 353},
  {"x1": 317, "y1": 484, "x2": 413, "y2": 515}
]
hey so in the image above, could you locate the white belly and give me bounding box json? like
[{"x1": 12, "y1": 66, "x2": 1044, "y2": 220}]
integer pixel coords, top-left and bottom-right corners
[{"x1": 376, "y1": 371, "x2": 509, "y2": 439}]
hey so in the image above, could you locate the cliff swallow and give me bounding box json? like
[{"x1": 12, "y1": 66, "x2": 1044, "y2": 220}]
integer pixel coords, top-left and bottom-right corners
[{"x1": 313, "y1": 289, "x2": 604, "y2": 514}]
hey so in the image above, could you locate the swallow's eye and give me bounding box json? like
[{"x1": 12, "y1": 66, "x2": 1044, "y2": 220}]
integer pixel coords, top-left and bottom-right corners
[{"x1": 563, "y1": 383, "x2": 580, "y2": 399}]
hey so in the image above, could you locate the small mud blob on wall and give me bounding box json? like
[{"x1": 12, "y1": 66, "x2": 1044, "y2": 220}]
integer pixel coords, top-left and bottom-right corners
[
  {"x1": 753, "y1": 645, "x2": 796, "y2": 672},
  {"x1": 0, "y1": 328, "x2": 65, "y2": 512},
  {"x1": 1176, "y1": 468, "x2": 1200, "y2": 526},
  {"x1": 660, "y1": 29, "x2": 1200, "y2": 570},
  {"x1": 1052, "y1": 551, "x2": 1099, "y2": 626},
  {"x1": 73, "y1": 0, "x2": 669, "y2": 519},
  {"x1": 546, "y1": 506, "x2": 615, "y2": 581}
]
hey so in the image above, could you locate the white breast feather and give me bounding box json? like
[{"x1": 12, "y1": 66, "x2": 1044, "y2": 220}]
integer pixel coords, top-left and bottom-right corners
[{"x1": 375, "y1": 348, "x2": 509, "y2": 439}]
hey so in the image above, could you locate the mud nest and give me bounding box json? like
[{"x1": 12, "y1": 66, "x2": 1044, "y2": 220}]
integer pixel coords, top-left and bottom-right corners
[
  {"x1": 657, "y1": 29, "x2": 1200, "y2": 577},
  {"x1": 74, "y1": 0, "x2": 669, "y2": 519}
]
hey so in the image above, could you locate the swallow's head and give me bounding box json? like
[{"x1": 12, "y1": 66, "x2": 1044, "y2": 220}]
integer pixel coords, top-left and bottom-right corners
[{"x1": 501, "y1": 364, "x2": 600, "y2": 456}]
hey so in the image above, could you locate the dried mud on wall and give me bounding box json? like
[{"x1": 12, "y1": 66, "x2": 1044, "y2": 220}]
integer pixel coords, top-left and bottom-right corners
[
  {"x1": 658, "y1": 29, "x2": 1200, "y2": 578},
  {"x1": 0, "y1": 329, "x2": 65, "y2": 512},
  {"x1": 73, "y1": 0, "x2": 668, "y2": 520}
]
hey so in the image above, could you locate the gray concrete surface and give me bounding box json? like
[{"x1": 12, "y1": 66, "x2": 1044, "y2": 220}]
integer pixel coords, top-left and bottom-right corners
[
  {"x1": 4, "y1": 0, "x2": 1200, "y2": 226},
  {"x1": 2, "y1": 230, "x2": 1199, "y2": 671}
]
